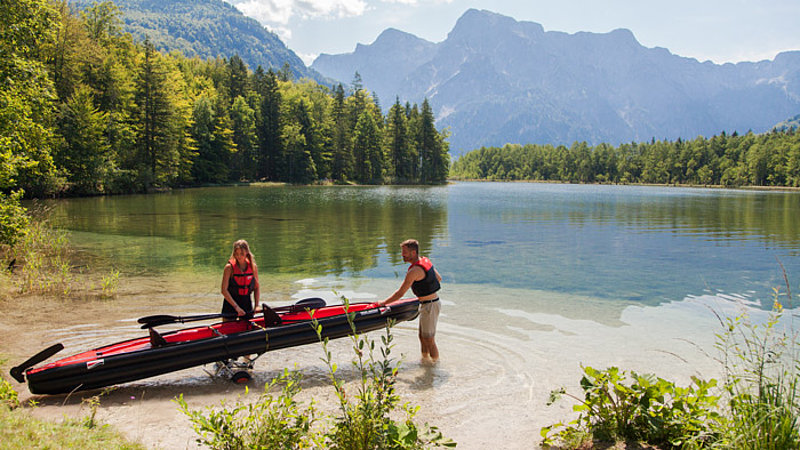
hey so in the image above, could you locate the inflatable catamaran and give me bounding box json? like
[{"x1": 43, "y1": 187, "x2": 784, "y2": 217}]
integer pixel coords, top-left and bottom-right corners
[{"x1": 10, "y1": 298, "x2": 420, "y2": 395}]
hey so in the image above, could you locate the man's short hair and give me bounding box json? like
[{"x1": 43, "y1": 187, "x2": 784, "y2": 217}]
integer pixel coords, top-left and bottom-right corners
[{"x1": 401, "y1": 239, "x2": 419, "y2": 253}]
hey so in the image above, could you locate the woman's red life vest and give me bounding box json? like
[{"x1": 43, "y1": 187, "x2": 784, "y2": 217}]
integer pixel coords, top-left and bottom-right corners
[
  {"x1": 228, "y1": 258, "x2": 256, "y2": 297},
  {"x1": 410, "y1": 257, "x2": 440, "y2": 297}
]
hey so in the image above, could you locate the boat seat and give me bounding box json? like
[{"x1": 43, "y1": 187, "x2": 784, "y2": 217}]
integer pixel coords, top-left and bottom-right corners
[
  {"x1": 149, "y1": 328, "x2": 168, "y2": 348},
  {"x1": 261, "y1": 303, "x2": 282, "y2": 326}
]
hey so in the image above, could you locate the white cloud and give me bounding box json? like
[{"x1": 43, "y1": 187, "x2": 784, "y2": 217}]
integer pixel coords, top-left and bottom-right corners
[{"x1": 226, "y1": 0, "x2": 368, "y2": 25}]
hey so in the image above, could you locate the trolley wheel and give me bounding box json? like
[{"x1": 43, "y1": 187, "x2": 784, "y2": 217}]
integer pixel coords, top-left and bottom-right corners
[{"x1": 231, "y1": 370, "x2": 252, "y2": 384}]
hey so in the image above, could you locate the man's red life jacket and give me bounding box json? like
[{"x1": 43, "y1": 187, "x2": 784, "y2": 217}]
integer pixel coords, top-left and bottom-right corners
[{"x1": 410, "y1": 257, "x2": 440, "y2": 297}]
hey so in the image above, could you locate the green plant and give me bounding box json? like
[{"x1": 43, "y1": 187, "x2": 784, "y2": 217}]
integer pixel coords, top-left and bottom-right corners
[
  {"x1": 81, "y1": 394, "x2": 102, "y2": 429},
  {"x1": 0, "y1": 365, "x2": 20, "y2": 410},
  {"x1": 313, "y1": 300, "x2": 455, "y2": 449},
  {"x1": 711, "y1": 287, "x2": 800, "y2": 449},
  {"x1": 101, "y1": 269, "x2": 121, "y2": 297},
  {"x1": 179, "y1": 300, "x2": 454, "y2": 449},
  {"x1": 0, "y1": 190, "x2": 29, "y2": 248},
  {"x1": 177, "y1": 369, "x2": 317, "y2": 450},
  {"x1": 541, "y1": 366, "x2": 720, "y2": 449},
  {"x1": 8, "y1": 218, "x2": 75, "y2": 295}
]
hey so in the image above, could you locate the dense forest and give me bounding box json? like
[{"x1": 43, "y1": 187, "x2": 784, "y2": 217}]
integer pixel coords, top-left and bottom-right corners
[
  {"x1": 451, "y1": 130, "x2": 800, "y2": 187},
  {"x1": 2, "y1": 0, "x2": 450, "y2": 194},
  {"x1": 1, "y1": 0, "x2": 449, "y2": 245}
]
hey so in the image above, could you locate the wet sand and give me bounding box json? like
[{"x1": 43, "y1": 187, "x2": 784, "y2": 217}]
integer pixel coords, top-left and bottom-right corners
[{"x1": 1, "y1": 274, "x2": 736, "y2": 449}]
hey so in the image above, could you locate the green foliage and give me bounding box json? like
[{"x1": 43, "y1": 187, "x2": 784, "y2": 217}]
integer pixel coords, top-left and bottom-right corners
[
  {"x1": 0, "y1": 401, "x2": 145, "y2": 449},
  {"x1": 0, "y1": 363, "x2": 20, "y2": 410},
  {"x1": 180, "y1": 304, "x2": 455, "y2": 449},
  {"x1": 712, "y1": 290, "x2": 800, "y2": 449},
  {"x1": 542, "y1": 366, "x2": 720, "y2": 449},
  {"x1": 100, "y1": 268, "x2": 121, "y2": 297},
  {"x1": 0, "y1": 0, "x2": 60, "y2": 197},
  {"x1": 451, "y1": 129, "x2": 800, "y2": 188},
  {"x1": 8, "y1": 218, "x2": 75, "y2": 295},
  {"x1": 2, "y1": 2, "x2": 450, "y2": 195},
  {"x1": 177, "y1": 369, "x2": 317, "y2": 450},
  {"x1": 0, "y1": 190, "x2": 29, "y2": 247},
  {"x1": 314, "y1": 302, "x2": 456, "y2": 449}
]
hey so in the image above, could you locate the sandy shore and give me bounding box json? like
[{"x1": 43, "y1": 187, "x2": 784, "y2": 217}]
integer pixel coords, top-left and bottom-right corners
[{"x1": 1, "y1": 276, "x2": 733, "y2": 449}]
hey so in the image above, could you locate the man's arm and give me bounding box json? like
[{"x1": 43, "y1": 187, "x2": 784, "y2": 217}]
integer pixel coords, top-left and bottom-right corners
[{"x1": 379, "y1": 266, "x2": 422, "y2": 306}]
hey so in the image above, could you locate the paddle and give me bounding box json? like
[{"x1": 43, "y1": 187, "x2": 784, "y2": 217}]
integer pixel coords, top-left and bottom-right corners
[
  {"x1": 137, "y1": 297, "x2": 327, "y2": 328},
  {"x1": 9, "y1": 343, "x2": 64, "y2": 383}
]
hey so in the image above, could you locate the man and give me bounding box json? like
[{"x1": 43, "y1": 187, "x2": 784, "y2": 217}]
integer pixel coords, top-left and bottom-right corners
[{"x1": 379, "y1": 239, "x2": 442, "y2": 362}]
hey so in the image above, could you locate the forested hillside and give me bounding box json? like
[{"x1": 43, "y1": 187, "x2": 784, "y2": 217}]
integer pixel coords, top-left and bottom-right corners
[
  {"x1": 68, "y1": 0, "x2": 324, "y2": 82},
  {"x1": 450, "y1": 130, "x2": 800, "y2": 187},
  {"x1": 313, "y1": 9, "x2": 800, "y2": 154},
  {"x1": 0, "y1": 0, "x2": 449, "y2": 244}
]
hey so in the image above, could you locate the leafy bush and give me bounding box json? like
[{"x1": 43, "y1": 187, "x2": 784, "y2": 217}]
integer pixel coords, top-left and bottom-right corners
[
  {"x1": 177, "y1": 369, "x2": 316, "y2": 450},
  {"x1": 314, "y1": 313, "x2": 455, "y2": 449},
  {"x1": 0, "y1": 190, "x2": 29, "y2": 248},
  {"x1": 541, "y1": 366, "x2": 720, "y2": 449},
  {"x1": 0, "y1": 366, "x2": 20, "y2": 410},
  {"x1": 711, "y1": 291, "x2": 800, "y2": 449},
  {"x1": 180, "y1": 304, "x2": 455, "y2": 449}
]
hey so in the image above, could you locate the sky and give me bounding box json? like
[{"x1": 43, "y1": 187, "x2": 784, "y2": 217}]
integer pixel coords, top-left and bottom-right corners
[{"x1": 223, "y1": 0, "x2": 800, "y2": 66}]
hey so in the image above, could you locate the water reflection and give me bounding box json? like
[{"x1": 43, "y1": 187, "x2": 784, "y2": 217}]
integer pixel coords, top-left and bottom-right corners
[
  {"x1": 39, "y1": 182, "x2": 800, "y2": 309},
  {"x1": 45, "y1": 185, "x2": 449, "y2": 276}
]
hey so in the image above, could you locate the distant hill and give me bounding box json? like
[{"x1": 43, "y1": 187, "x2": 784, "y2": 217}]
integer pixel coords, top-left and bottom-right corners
[
  {"x1": 69, "y1": 0, "x2": 327, "y2": 83},
  {"x1": 774, "y1": 114, "x2": 800, "y2": 131},
  {"x1": 312, "y1": 9, "x2": 800, "y2": 154}
]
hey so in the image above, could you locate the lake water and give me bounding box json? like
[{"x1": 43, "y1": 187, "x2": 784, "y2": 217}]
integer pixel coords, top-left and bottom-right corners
[
  {"x1": 48, "y1": 181, "x2": 800, "y2": 309},
  {"x1": 18, "y1": 182, "x2": 800, "y2": 448}
]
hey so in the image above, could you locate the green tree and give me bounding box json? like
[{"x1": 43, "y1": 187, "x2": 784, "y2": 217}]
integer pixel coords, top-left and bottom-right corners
[
  {"x1": 386, "y1": 98, "x2": 413, "y2": 182},
  {"x1": 417, "y1": 99, "x2": 449, "y2": 183},
  {"x1": 0, "y1": 0, "x2": 61, "y2": 198},
  {"x1": 255, "y1": 68, "x2": 282, "y2": 180},
  {"x1": 283, "y1": 99, "x2": 317, "y2": 183},
  {"x1": 230, "y1": 95, "x2": 258, "y2": 181},
  {"x1": 190, "y1": 94, "x2": 234, "y2": 183},
  {"x1": 330, "y1": 84, "x2": 353, "y2": 182},
  {"x1": 55, "y1": 85, "x2": 111, "y2": 194},
  {"x1": 352, "y1": 110, "x2": 383, "y2": 184},
  {"x1": 133, "y1": 39, "x2": 185, "y2": 187}
]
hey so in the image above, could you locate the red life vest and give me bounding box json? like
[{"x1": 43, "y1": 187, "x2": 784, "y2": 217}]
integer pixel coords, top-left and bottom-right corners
[
  {"x1": 410, "y1": 257, "x2": 440, "y2": 297},
  {"x1": 228, "y1": 258, "x2": 255, "y2": 297}
]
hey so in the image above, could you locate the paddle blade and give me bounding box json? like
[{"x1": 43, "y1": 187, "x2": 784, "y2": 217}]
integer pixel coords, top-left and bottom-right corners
[
  {"x1": 292, "y1": 297, "x2": 326, "y2": 311},
  {"x1": 10, "y1": 343, "x2": 64, "y2": 383},
  {"x1": 137, "y1": 314, "x2": 177, "y2": 324}
]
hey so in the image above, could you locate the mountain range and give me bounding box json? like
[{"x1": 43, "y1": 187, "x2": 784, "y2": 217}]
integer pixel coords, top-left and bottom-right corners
[
  {"x1": 313, "y1": 9, "x2": 800, "y2": 154},
  {"x1": 69, "y1": 0, "x2": 326, "y2": 83},
  {"x1": 67, "y1": 2, "x2": 800, "y2": 155}
]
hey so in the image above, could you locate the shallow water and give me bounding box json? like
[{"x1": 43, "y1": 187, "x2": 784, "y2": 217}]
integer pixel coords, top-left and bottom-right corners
[{"x1": 6, "y1": 182, "x2": 800, "y2": 448}]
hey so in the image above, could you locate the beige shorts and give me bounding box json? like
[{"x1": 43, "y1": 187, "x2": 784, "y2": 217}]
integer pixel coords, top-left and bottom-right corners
[{"x1": 418, "y1": 299, "x2": 441, "y2": 338}]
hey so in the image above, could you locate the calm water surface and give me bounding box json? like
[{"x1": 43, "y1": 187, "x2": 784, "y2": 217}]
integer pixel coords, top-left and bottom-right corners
[
  {"x1": 19, "y1": 182, "x2": 800, "y2": 448},
  {"x1": 47, "y1": 181, "x2": 800, "y2": 309}
]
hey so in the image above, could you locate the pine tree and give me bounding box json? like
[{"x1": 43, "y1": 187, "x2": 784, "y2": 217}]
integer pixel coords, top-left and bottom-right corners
[
  {"x1": 55, "y1": 85, "x2": 110, "y2": 193},
  {"x1": 134, "y1": 38, "x2": 179, "y2": 186},
  {"x1": 230, "y1": 95, "x2": 258, "y2": 180},
  {"x1": 352, "y1": 110, "x2": 383, "y2": 184},
  {"x1": 417, "y1": 99, "x2": 448, "y2": 183},
  {"x1": 330, "y1": 84, "x2": 353, "y2": 182},
  {"x1": 386, "y1": 97, "x2": 412, "y2": 182},
  {"x1": 255, "y1": 68, "x2": 282, "y2": 180}
]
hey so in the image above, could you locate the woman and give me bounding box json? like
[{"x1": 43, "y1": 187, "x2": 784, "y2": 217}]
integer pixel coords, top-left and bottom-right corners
[{"x1": 221, "y1": 240, "x2": 260, "y2": 320}]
